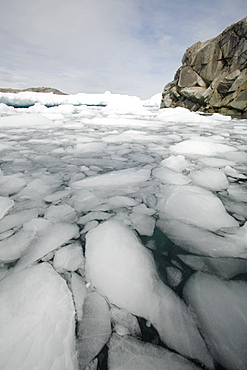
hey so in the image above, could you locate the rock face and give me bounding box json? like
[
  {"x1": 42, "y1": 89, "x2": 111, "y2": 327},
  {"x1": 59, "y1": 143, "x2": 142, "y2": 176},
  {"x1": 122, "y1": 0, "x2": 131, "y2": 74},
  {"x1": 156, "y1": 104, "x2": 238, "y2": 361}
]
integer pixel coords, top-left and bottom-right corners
[{"x1": 160, "y1": 17, "x2": 247, "y2": 117}]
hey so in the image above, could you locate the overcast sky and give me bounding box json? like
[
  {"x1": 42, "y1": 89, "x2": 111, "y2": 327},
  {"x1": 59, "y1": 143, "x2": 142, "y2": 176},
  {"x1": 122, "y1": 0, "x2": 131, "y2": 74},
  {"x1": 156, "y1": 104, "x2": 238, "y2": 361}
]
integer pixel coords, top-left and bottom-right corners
[{"x1": 0, "y1": 0, "x2": 246, "y2": 99}]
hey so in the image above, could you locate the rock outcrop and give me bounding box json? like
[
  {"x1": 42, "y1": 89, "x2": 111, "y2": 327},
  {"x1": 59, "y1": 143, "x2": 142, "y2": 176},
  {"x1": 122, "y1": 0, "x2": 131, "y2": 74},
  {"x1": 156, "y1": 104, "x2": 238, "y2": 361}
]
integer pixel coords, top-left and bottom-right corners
[{"x1": 160, "y1": 17, "x2": 247, "y2": 117}]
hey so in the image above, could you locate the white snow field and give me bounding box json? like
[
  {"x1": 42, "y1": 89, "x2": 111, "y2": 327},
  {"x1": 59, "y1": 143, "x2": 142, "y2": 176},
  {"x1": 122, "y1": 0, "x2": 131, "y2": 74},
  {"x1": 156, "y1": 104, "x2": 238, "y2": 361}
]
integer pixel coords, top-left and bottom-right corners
[{"x1": 0, "y1": 91, "x2": 246, "y2": 370}]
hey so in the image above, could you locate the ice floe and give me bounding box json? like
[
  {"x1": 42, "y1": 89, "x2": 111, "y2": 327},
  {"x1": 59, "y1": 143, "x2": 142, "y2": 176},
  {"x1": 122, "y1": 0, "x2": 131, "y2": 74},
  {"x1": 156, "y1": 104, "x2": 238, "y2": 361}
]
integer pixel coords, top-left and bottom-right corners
[
  {"x1": 0, "y1": 91, "x2": 246, "y2": 369},
  {"x1": 0, "y1": 263, "x2": 77, "y2": 370},
  {"x1": 184, "y1": 272, "x2": 247, "y2": 370}
]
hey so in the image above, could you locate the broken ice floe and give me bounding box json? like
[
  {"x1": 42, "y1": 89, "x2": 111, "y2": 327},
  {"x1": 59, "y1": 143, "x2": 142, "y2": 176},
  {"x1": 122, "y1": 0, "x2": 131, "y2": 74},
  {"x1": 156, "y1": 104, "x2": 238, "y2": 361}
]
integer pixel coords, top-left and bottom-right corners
[{"x1": 0, "y1": 95, "x2": 246, "y2": 370}]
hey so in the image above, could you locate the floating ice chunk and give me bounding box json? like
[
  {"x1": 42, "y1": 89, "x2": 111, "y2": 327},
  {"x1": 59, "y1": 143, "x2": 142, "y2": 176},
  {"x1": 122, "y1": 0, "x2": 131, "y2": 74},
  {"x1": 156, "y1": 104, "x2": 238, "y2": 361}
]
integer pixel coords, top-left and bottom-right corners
[
  {"x1": 0, "y1": 197, "x2": 14, "y2": 220},
  {"x1": 0, "y1": 229, "x2": 14, "y2": 240},
  {"x1": 23, "y1": 218, "x2": 51, "y2": 233},
  {"x1": 228, "y1": 183, "x2": 247, "y2": 202},
  {"x1": 198, "y1": 157, "x2": 236, "y2": 167},
  {"x1": 129, "y1": 213, "x2": 155, "y2": 236},
  {"x1": 78, "y1": 211, "x2": 112, "y2": 225},
  {"x1": 166, "y1": 266, "x2": 183, "y2": 288},
  {"x1": 53, "y1": 242, "x2": 84, "y2": 273},
  {"x1": 86, "y1": 221, "x2": 213, "y2": 368},
  {"x1": 111, "y1": 306, "x2": 141, "y2": 337},
  {"x1": 71, "y1": 272, "x2": 87, "y2": 320},
  {"x1": 17, "y1": 174, "x2": 62, "y2": 199},
  {"x1": 44, "y1": 204, "x2": 77, "y2": 223},
  {"x1": 157, "y1": 185, "x2": 238, "y2": 232},
  {"x1": 132, "y1": 203, "x2": 156, "y2": 216},
  {"x1": 160, "y1": 155, "x2": 194, "y2": 172},
  {"x1": 183, "y1": 272, "x2": 247, "y2": 370},
  {"x1": 0, "y1": 228, "x2": 35, "y2": 262},
  {"x1": 71, "y1": 168, "x2": 151, "y2": 189},
  {"x1": 0, "y1": 265, "x2": 8, "y2": 280},
  {"x1": 72, "y1": 190, "x2": 103, "y2": 213},
  {"x1": 13, "y1": 222, "x2": 79, "y2": 273},
  {"x1": 153, "y1": 167, "x2": 191, "y2": 185},
  {"x1": 218, "y1": 194, "x2": 247, "y2": 220},
  {"x1": 223, "y1": 166, "x2": 247, "y2": 180},
  {"x1": 189, "y1": 168, "x2": 229, "y2": 191},
  {"x1": 0, "y1": 263, "x2": 77, "y2": 370},
  {"x1": 107, "y1": 195, "x2": 139, "y2": 209},
  {"x1": 76, "y1": 142, "x2": 107, "y2": 152},
  {"x1": 0, "y1": 113, "x2": 54, "y2": 127},
  {"x1": 43, "y1": 188, "x2": 72, "y2": 203},
  {"x1": 81, "y1": 220, "x2": 99, "y2": 234},
  {"x1": 170, "y1": 139, "x2": 236, "y2": 156},
  {"x1": 77, "y1": 291, "x2": 111, "y2": 369},
  {"x1": 0, "y1": 174, "x2": 28, "y2": 196},
  {"x1": 108, "y1": 333, "x2": 202, "y2": 370},
  {"x1": 0, "y1": 209, "x2": 38, "y2": 233},
  {"x1": 178, "y1": 254, "x2": 247, "y2": 279},
  {"x1": 157, "y1": 219, "x2": 246, "y2": 258}
]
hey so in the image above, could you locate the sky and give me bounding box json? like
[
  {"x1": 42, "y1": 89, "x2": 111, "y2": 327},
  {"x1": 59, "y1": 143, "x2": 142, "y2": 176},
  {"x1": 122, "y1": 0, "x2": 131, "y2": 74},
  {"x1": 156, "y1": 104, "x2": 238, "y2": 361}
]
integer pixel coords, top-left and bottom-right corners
[{"x1": 0, "y1": 0, "x2": 246, "y2": 99}]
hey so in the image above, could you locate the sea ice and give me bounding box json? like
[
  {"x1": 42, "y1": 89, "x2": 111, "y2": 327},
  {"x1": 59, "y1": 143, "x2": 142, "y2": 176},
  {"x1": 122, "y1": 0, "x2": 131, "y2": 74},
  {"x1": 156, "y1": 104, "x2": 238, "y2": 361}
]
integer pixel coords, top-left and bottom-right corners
[
  {"x1": 44, "y1": 204, "x2": 78, "y2": 223},
  {"x1": 183, "y1": 272, "x2": 247, "y2": 370},
  {"x1": 110, "y1": 306, "x2": 141, "y2": 337},
  {"x1": 0, "y1": 228, "x2": 35, "y2": 262},
  {"x1": 86, "y1": 220, "x2": 213, "y2": 368},
  {"x1": 71, "y1": 272, "x2": 87, "y2": 320},
  {"x1": 153, "y1": 167, "x2": 191, "y2": 185},
  {"x1": 157, "y1": 219, "x2": 247, "y2": 258},
  {"x1": 53, "y1": 242, "x2": 84, "y2": 273},
  {"x1": 0, "y1": 196, "x2": 14, "y2": 220},
  {"x1": 77, "y1": 291, "x2": 111, "y2": 369},
  {"x1": 0, "y1": 174, "x2": 28, "y2": 196},
  {"x1": 0, "y1": 208, "x2": 38, "y2": 233},
  {"x1": 160, "y1": 155, "x2": 194, "y2": 172},
  {"x1": 108, "y1": 334, "x2": 202, "y2": 370},
  {"x1": 129, "y1": 212, "x2": 155, "y2": 236},
  {"x1": 157, "y1": 185, "x2": 238, "y2": 232},
  {"x1": 178, "y1": 254, "x2": 247, "y2": 279},
  {"x1": 78, "y1": 211, "x2": 112, "y2": 225},
  {"x1": 71, "y1": 167, "x2": 151, "y2": 189},
  {"x1": 0, "y1": 113, "x2": 54, "y2": 127},
  {"x1": 13, "y1": 222, "x2": 79, "y2": 273},
  {"x1": 170, "y1": 139, "x2": 237, "y2": 156},
  {"x1": 0, "y1": 263, "x2": 77, "y2": 370},
  {"x1": 189, "y1": 168, "x2": 229, "y2": 191}
]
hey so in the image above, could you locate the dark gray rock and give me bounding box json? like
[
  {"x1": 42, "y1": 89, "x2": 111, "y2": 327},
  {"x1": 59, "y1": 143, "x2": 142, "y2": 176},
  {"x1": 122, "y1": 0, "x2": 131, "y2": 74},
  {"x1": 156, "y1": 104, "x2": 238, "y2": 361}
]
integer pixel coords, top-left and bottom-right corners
[{"x1": 160, "y1": 17, "x2": 247, "y2": 117}]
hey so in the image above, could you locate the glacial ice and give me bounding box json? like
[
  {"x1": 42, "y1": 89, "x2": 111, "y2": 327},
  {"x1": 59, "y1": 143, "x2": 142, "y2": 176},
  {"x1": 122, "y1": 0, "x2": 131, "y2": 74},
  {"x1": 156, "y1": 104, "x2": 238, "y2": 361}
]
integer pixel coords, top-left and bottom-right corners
[
  {"x1": 183, "y1": 272, "x2": 247, "y2": 370},
  {"x1": 0, "y1": 263, "x2": 77, "y2": 370}
]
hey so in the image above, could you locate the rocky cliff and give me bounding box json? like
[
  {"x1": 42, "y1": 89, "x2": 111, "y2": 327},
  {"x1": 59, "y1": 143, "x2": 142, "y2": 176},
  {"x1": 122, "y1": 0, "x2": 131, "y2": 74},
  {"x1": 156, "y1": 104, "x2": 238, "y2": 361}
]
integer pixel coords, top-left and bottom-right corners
[{"x1": 160, "y1": 17, "x2": 247, "y2": 117}]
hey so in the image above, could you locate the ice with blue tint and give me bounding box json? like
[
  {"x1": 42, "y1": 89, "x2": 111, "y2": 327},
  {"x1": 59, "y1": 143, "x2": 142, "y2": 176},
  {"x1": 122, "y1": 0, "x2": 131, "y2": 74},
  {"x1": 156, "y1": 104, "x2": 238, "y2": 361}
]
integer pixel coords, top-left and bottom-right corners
[{"x1": 0, "y1": 91, "x2": 246, "y2": 370}]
